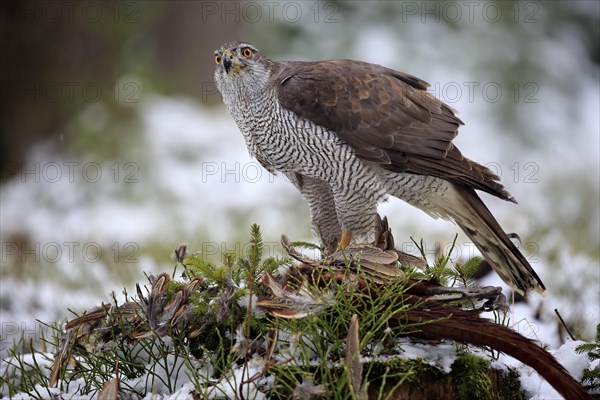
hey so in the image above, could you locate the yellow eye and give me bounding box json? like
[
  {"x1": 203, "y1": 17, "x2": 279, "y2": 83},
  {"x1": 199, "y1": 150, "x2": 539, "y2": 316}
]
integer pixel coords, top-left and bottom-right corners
[
  {"x1": 242, "y1": 47, "x2": 253, "y2": 58},
  {"x1": 215, "y1": 55, "x2": 221, "y2": 64}
]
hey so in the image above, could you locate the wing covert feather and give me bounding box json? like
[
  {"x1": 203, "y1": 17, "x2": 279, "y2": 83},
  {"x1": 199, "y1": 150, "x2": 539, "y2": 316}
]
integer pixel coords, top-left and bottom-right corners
[{"x1": 274, "y1": 60, "x2": 513, "y2": 201}]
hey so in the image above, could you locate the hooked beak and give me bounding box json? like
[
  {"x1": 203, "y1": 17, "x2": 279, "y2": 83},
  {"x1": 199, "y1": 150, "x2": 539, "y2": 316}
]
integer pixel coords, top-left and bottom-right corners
[
  {"x1": 223, "y1": 57, "x2": 232, "y2": 74},
  {"x1": 222, "y1": 51, "x2": 233, "y2": 74}
]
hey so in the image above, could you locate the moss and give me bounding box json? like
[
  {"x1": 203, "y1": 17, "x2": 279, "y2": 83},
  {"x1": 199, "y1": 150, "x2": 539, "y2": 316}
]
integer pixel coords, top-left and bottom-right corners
[
  {"x1": 366, "y1": 356, "x2": 444, "y2": 385},
  {"x1": 497, "y1": 368, "x2": 525, "y2": 400},
  {"x1": 451, "y1": 354, "x2": 493, "y2": 400},
  {"x1": 189, "y1": 292, "x2": 209, "y2": 317}
]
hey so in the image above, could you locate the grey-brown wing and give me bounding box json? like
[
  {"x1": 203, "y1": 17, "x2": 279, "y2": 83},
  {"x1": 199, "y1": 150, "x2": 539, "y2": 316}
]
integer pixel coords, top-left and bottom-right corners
[{"x1": 274, "y1": 60, "x2": 514, "y2": 202}]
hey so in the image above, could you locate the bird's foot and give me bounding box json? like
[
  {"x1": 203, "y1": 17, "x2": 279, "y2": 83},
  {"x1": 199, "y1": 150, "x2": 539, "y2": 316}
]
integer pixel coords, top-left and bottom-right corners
[{"x1": 338, "y1": 231, "x2": 353, "y2": 250}]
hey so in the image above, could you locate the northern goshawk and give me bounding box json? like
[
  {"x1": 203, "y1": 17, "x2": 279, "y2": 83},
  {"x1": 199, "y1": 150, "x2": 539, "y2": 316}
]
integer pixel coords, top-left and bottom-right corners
[{"x1": 213, "y1": 41, "x2": 545, "y2": 295}]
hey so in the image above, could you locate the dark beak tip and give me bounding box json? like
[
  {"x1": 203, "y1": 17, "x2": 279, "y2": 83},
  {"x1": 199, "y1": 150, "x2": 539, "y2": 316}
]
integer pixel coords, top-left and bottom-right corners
[{"x1": 223, "y1": 57, "x2": 232, "y2": 73}]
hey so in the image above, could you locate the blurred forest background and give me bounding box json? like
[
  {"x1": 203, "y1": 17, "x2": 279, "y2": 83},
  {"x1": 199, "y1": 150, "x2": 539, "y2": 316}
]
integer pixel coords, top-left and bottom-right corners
[{"x1": 1, "y1": 0, "x2": 599, "y2": 355}]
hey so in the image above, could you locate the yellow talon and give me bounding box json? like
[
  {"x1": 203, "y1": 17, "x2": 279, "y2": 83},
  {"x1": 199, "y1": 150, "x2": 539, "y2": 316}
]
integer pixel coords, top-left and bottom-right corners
[{"x1": 338, "y1": 231, "x2": 352, "y2": 250}]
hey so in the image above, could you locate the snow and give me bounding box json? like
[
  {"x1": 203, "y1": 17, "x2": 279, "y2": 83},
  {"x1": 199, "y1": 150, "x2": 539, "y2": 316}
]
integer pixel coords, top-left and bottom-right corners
[
  {"x1": 164, "y1": 383, "x2": 197, "y2": 400},
  {"x1": 1, "y1": 6, "x2": 598, "y2": 398},
  {"x1": 396, "y1": 339, "x2": 458, "y2": 374},
  {"x1": 203, "y1": 355, "x2": 268, "y2": 400},
  {"x1": 2, "y1": 88, "x2": 597, "y2": 396},
  {"x1": 492, "y1": 340, "x2": 593, "y2": 400}
]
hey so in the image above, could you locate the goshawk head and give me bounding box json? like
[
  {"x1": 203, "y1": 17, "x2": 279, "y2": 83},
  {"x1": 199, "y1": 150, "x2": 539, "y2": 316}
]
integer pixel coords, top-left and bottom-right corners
[{"x1": 214, "y1": 41, "x2": 274, "y2": 103}]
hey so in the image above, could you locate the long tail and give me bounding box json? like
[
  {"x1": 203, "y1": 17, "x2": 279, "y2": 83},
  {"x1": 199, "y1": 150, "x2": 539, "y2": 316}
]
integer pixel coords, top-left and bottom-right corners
[
  {"x1": 450, "y1": 185, "x2": 545, "y2": 295},
  {"x1": 400, "y1": 295, "x2": 591, "y2": 400}
]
